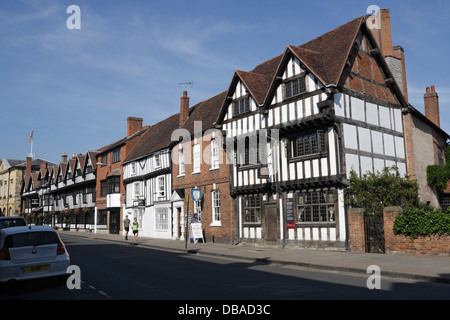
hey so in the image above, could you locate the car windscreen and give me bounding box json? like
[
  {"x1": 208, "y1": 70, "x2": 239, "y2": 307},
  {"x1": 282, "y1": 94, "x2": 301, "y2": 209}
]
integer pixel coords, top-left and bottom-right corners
[
  {"x1": 3, "y1": 231, "x2": 60, "y2": 248},
  {"x1": 0, "y1": 219, "x2": 26, "y2": 229}
]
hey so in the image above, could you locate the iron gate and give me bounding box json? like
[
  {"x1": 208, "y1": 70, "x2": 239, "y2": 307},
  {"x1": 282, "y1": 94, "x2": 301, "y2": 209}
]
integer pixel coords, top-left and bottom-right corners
[{"x1": 364, "y1": 213, "x2": 385, "y2": 253}]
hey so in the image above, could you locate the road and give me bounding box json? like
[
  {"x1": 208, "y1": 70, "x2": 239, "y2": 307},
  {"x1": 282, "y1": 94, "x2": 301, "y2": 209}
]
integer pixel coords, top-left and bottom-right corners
[{"x1": 1, "y1": 234, "x2": 449, "y2": 303}]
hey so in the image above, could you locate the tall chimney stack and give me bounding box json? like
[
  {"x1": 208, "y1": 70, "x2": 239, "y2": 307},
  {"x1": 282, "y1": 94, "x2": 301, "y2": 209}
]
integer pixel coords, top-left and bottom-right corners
[
  {"x1": 25, "y1": 157, "x2": 32, "y2": 175},
  {"x1": 370, "y1": 8, "x2": 409, "y2": 102},
  {"x1": 61, "y1": 152, "x2": 68, "y2": 164},
  {"x1": 179, "y1": 91, "x2": 190, "y2": 126},
  {"x1": 424, "y1": 85, "x2": 440, "y2": 127},
  {"x1": 127, "y1": 117, "x2": 143, "y2": 137}
]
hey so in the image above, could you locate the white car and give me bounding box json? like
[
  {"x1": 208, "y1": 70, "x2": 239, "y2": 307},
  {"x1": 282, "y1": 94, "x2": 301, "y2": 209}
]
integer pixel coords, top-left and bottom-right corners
[{"x1": 0, "y1": 225, "x2": 70, "y2": 283}]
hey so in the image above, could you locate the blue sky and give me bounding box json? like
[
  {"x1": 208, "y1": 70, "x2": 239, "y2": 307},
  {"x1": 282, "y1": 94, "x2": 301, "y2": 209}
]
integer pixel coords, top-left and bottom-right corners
[{"x1": 1, "y1": 0, "x2": 449, "y2": 163}]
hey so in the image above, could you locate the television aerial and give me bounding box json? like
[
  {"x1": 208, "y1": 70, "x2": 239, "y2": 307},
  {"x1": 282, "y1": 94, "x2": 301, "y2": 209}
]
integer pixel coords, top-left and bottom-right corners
[{"x1": 178, "y1": 80, "x2": 194, "y2": 90}]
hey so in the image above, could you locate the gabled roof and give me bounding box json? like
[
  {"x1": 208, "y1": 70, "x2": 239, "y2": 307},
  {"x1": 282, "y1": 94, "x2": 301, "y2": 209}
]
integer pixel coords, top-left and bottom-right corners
[
  {"x1": 233, "y1": 70, "x2": 270, "y2": 106},
  {"x1": 298, "y1": 16, "x2": 364, "y2": 86},
  {"x1": 215, "y1": 15, "x2": 408, "y2": 125},
  {"x1": 87, "y1": 151, "x2": 100, "y2": 171}
]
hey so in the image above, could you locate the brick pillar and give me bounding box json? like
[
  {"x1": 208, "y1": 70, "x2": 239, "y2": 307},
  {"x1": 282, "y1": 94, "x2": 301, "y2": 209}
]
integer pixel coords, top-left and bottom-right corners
[
  {"x1": 383, "y1": 206, "x2": 402, "y2": 254},
  {"x1": 347, "y1": 208, "x2": 366, "y2": 252}
]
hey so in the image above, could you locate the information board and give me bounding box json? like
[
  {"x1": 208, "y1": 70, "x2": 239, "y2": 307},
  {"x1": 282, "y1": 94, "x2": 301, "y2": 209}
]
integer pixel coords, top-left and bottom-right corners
[
  {"x1": 190, "y1": 223, "x2": 204, "y2": 242},
  {"x1": 286, "y1": 198, "x2": 295, "y2": 229}
]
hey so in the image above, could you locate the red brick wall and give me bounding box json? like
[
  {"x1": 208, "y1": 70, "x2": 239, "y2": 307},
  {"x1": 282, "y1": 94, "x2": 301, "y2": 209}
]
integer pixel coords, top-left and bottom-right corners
[
  {"x1": 383, "y1": 207, "x2": 450, "y2": 256},
  {"x1": 348, "y1": 206, "x2": 450, "y2": 255}
]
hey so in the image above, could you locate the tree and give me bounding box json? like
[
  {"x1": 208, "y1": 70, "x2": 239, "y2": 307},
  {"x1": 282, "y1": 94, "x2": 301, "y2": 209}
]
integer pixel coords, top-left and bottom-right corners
[{"x1": 346, "y1": 166, "x2": 419, "y2": 215}]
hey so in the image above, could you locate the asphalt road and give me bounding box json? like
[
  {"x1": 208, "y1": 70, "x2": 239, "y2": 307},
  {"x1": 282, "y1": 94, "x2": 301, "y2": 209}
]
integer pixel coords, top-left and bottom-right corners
[{"x1": 1, "y1": 234, "x2": 449, "y2": 303}]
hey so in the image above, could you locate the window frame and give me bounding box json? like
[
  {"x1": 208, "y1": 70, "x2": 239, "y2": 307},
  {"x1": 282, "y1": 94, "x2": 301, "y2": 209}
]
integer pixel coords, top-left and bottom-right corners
[
  {"x1": 284, "y1": 75, "x2": 306, "y2": 99},
  {"x1": 243, "y1": 195, "x2": 262, "y2": 224},
  {"x1": 155, "y1": 154, "x2": 161, "y2": 168},
  {"x1": 210, "y1": 138, "x2": 219, "y2": 169},
  {"x1": 107, "y1": 176, "x2": 120, "y2": 194},
  {"x1": 233, "y1": 96, "x2": 250, "y2": 117},
  {"x1": 289, "y1": 130, "x2": 327, "y2": 160},
  {"x1": 112, "y1": 148, "x2": 121, "y2": 164},
  {"x1": 157, "y1": 176, "x2": 165, "y2": 198},
  {"x1": 211, "y1": 190, "x2": 221, "y2": 225},
  {"x1": 192, "y1": 143, "x2": 201, "y2": 174},
  {"x1": 179, "y1": 148, "x2": 185, "y2": 175},
  {"x1": 297, "y1": 190, "x2": 336, "y2": 223}
]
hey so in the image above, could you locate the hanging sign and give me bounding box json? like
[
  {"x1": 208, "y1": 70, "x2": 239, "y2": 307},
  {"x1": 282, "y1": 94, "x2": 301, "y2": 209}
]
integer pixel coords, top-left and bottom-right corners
[{"x1": 191, "y1": 188, "x2": 201, "y2": 202}]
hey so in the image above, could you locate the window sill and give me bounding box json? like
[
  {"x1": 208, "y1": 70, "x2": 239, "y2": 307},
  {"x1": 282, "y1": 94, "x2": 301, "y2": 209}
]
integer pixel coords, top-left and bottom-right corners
[
  {"x1": 209, "y1": 222, "x2": 222, "y2": 227},
  {"x1": 191, "y1": 171, "x2": 201, "y2": 175},
  {"x1": 288, "y1": 152, "x2": 328, "y2": 162},
  {"x1": 209, "y1": 167, "x2": 219, "y2": 172},
  {"x1": 296, "y1": 221, "x2": 336, "y2": 226},
  {"x1": 177, "y1": 174, "x2": 185, "y2": 178}
]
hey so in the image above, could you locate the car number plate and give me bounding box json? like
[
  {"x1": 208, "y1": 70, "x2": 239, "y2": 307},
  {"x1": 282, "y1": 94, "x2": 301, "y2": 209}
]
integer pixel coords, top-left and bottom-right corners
[{"x1": 24, "y1": 265, "x2": 48, "y2": 273}]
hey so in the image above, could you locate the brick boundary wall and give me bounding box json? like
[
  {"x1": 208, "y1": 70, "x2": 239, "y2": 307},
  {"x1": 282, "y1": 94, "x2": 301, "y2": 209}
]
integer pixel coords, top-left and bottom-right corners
[
  {"x1": 348, "y1": 206, "x2": 450, "y2": 256},
  {"x1": 383, "y1": 207, "x2": 450, "y2": 256}
]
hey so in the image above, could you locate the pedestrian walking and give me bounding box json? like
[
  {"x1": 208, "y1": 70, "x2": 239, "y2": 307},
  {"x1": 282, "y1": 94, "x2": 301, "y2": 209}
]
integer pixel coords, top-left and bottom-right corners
[
  {"x1": 123, "y1": 215, "x2": 130, "y2": 240},
  {"x1": 132, "y1": 217, "x2": 139, "y2": 243}
]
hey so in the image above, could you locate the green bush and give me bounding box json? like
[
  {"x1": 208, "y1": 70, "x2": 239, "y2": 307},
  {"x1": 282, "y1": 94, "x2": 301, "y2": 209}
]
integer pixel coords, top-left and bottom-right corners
[
  {"x1": 393, "y1": 204, "x2": 450, "y2": 239},
  {"x1": 427, "y1": 145, "x2": 450, "y2": 192},
  {"x1": 346, "y1": 166, "x2": 419, "y2": 215},
  {"x1": 426, "y1": 165, "x2": 449, "y2": 192}
]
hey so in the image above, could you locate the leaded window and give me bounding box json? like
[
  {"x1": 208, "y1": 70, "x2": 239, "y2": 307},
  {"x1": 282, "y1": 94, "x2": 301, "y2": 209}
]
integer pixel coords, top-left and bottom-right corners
[
  {"x1": 233, "y1": 97, "x2": 250, "y2": 116},
  {"x1": 297, "y1": 190, "x2": 335, "y2": 223},
  {"x1": 285, "y1": 76, "x2": 306, "y2": 99},
  {"x1": 292, "y1": 131, "x2": 326, "y2": 158},
  {"x1": 244, "y1": 195, "x2": 261, "y2": 223}
]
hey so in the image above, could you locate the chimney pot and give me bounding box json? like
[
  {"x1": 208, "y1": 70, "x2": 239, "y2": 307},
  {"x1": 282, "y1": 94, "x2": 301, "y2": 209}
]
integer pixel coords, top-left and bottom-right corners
[{"x1": 431, "y1": 85, "x2": 435, "y2": 93}]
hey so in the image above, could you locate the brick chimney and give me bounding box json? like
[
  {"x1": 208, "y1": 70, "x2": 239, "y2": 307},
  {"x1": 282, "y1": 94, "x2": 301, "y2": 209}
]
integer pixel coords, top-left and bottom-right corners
[
  {"x1": 370, "y1": 8, "x2": 408, "y2": 102},
  {"x1": 25, "y1": 156, "x2": 32, "y2": 175},
  {"x1": 127, "y1": 117, "x2": 143, "y2": 137},
  {"x1": 179, "y1": 91, "x2": 190, "y2": 126},
  {"x1": 61, "y1": 152, "x2": 68, "y2": 164},
  {"x1": 424, "y1": 85, "x2": 440, "y2": 127}
]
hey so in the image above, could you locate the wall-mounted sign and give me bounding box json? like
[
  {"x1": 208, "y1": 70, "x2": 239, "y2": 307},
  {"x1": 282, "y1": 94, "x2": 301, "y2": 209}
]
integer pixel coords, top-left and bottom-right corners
[{"x1": 286, "y1": 198, "x2": 294, "y2": 229}]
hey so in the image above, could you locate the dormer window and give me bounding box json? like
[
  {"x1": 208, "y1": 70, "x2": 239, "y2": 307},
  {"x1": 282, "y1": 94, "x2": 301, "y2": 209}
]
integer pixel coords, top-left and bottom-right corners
[
  {"x1": 233, "y1": 96, "x2": 250, "y2": 116},
  {"x1": 284, "y1": 76, "x2": 306, "y2": 99}
]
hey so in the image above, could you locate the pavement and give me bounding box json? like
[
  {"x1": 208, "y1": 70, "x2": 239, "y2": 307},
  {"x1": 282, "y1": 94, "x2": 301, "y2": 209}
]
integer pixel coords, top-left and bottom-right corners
[{"x1": 57, "y1": 230, "x2": 450, "y2": 285}]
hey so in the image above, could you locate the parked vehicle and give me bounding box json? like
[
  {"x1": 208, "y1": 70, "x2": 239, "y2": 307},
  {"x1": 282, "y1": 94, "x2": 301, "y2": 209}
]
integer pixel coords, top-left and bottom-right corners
[
  {"x1": 0, "y1": 216, "x2": 26, "y2": 230},
  {"x1": 0, "y1": 226, "x2": 70, "y2": 283}
]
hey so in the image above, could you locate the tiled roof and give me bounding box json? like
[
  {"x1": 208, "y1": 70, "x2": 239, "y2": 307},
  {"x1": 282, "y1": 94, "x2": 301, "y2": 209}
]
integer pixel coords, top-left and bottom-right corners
[
  {"x1": 180, "y1": 91, "x2": 227, "y2": 134},
  {"x1": 298, "y1": 16, "x2": 363, "y2": 86},
  {"x1": 124, "y1": 113, "x2": 180, "y2": 163}
]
